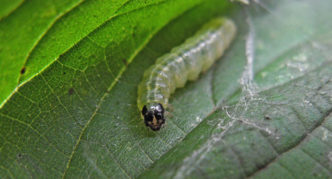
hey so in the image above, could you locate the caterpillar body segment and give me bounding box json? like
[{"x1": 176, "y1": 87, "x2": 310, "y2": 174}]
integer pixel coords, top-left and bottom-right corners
[{"x1": 138, "y1": 18, "x2": 236, "y2": 131}]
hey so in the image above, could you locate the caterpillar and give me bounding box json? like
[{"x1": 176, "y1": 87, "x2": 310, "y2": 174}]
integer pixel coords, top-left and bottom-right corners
[{"x1": 137, "y1": 17, "x2": 236, "y2": 131}]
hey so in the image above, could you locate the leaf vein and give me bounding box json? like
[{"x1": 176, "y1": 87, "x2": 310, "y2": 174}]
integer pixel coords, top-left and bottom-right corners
[
  {"x1": 168, "y1": 118, "x2": 186, "y2": 134},
  {"x1": 102, "y1": 143, "x2": 132, "y2": 179},
  {"x1": 16, "y1": 0, "x2": 169, "y2": 89},
  {"x1": 18, "y1": 0, "x2": 85, "y2": 82},
  {"x1": 300, "y1": 148, "x2": 331, "y2": 173},
  {"x1": 247, "y1": 109, "x2": 332, "y2": 177},
  {"x1": 40, "y1": 74, "x2": 82, "y2": 128},
  {"x1": 0, "y1": 0, "x2": 25, "y2": 21},
  {"x1": 0, "y1": 113, "x2": 68, "y2": 158}
]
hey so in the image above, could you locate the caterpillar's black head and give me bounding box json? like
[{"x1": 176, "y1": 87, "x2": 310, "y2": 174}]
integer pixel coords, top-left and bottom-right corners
[{"x1": 142, "y1": 103, "x2": 165, "y2": 131}]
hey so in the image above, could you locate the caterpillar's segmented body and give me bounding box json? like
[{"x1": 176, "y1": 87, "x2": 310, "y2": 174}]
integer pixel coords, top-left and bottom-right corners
[{"x1": 138, "y1": 18, "x2": 236, "y2": 131}]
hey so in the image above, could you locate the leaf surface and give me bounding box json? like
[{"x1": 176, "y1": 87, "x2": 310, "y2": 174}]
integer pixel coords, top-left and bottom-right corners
[{"x1": 0, "y1": 0, "x2": 331, "y2": 178}]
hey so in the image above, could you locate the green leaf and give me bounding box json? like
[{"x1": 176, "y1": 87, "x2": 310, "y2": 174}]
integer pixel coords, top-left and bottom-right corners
[
  {"x1": 0, "y1": 0, "x2": 331, "y2": 178},
  {"x1": 140, "y1": 1, "x2": 332, "y2": 178},
  {"x1": 0, "y1": 0, "x2": 23, "y2": 19}
]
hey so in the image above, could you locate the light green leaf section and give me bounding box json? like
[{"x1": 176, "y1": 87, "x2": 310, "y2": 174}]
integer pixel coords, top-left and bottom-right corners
[
  {"x1": 0, "y1": 0, "x2": 84, "y2": 107},
  {"x1": 0, "y1": 0, "x2": 23, "y2": 19},
  {"x1": 0, "y1": 0, "x2": 331, "y2": 178},
  {"x1": 0, "y1": 0, "x2": 172, "y2": 107}
]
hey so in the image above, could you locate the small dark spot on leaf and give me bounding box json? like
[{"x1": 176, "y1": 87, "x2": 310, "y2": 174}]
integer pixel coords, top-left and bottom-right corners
[
  {"x1": 17, "y1": 153, "x2": 22, "y2": 159},
  {"x1": 122, "y1": 59, "x2": 128, "y2": 66},
  {"x1": 256, "y1": 162, "x2": 265, "y2": 169},
  {"x1": 264, "y1": 115, "x2": 271, "y2": 120},
  {"x1": 63, "y1": 72, "x2": 66, "y2": 75},
  {"x1": 313, "y1": 172, "x2": 318, "y2": 177},
  {"x1": 20, "y1": 67, "x2": 26, "y2": 74},
  {"x1": 68, "y1": 88, "x2": 74, "y2": 95}
]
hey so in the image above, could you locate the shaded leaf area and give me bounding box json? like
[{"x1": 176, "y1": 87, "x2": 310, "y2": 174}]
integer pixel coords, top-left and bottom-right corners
[
  {"x1": 140, "y1": 64, "x2": 332, "y2": 178},
  {"x1": 0, "y1": 0, "x2": 234, "y2": 178},
  {"x1": 139, "y1": 0, "x2": 332, "y2": 178},
  {"x1": 254, "y1": 113, "x2": 332, "y2": 178}
]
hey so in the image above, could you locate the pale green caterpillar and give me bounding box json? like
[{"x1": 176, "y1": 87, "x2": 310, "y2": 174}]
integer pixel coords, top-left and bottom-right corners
[{"x1": 138, "y1": 17, "x2": 236, "y2": 131}]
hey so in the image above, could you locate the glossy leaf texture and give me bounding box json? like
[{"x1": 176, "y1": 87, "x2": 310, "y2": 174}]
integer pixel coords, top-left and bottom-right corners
[{"x1": 0, "y1": 0, "x2": 332, "y2": 178}]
